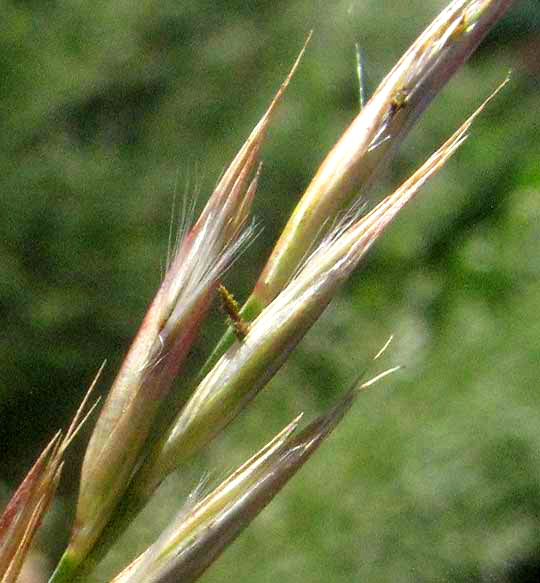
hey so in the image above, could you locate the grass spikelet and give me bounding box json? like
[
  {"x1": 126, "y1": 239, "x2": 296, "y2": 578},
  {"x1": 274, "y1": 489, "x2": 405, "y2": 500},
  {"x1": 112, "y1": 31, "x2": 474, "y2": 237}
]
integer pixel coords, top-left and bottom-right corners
[
  {"x1": 0, "y1": 365, "x2": 102, "y2": 583},
  {"x1": 111, "y1": 415, "x2": 303, "y2": 583},
  {"x1": 50, "y1": 42, "x2": 308, "y2": 583},
  {"x1": 127, "y1": 85, "x2": 501, "y2": 504},
  {"x1": 116, "y1": 351, "x2": 399, "y2": 583},
  {"x1": 200, "y1": 0, "x2": 515, "y2": 378}
]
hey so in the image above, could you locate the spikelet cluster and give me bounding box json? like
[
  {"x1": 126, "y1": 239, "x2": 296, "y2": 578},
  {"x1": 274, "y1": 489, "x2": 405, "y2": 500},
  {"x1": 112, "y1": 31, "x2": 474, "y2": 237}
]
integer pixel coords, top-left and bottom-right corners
[{"x1": 0, "y1": 2, "x2": 514, "y2": 583}]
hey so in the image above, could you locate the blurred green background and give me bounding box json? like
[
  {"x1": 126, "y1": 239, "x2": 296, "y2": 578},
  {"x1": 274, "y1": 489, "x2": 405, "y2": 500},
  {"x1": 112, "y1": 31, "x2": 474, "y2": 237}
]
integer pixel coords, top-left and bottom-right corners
[{"x1": 1, "y1": 1, "x2": 539, "y2": 581}]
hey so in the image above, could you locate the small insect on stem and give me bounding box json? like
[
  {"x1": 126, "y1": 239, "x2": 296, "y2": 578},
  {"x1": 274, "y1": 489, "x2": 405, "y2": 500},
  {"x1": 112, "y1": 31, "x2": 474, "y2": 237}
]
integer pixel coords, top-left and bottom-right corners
[
  {"x1": 218, "y1": 283, "x2": 251, "y2": 341},
  {"x1": 368, "y1": 86, "x2": 410, "y2": 153},
  {"x1": 389, "y1": 87, "x2": 409, "y2": 118}
]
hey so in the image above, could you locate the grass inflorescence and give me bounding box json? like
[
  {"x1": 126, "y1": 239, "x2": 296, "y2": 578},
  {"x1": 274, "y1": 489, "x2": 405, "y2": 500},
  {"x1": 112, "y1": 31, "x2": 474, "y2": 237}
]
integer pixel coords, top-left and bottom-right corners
[{"x1": 0, "y1": 2, "x2": 520, "y2": 582}]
